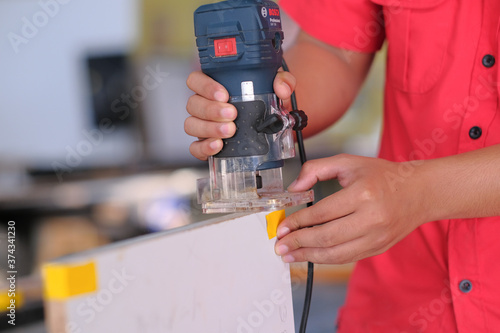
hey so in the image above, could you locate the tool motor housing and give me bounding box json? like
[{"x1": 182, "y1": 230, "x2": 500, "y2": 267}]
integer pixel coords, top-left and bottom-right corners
[{"x1": 194, "y1": 0, "x2": 283, "y2": 96}]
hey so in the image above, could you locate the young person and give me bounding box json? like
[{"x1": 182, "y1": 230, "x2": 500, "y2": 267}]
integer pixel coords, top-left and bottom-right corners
[{"x1": 185, "y1": 1, "x2": 500, "y2": 331}]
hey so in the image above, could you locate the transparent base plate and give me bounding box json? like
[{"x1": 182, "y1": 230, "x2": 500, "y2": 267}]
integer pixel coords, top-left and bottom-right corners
[{"x1": 200, "y1": 190, "x2": 314, "y2": 214}]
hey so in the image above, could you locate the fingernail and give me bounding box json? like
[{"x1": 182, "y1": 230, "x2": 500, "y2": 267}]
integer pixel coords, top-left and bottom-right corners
[
  {"x1": 221, "y1": 107, "x2": 235, "y2": 120},
  {"x1": 287, "y1": 180, "x2": 297, "y2": 190},
  {"x1": 281, "y1": 82, "x2": 291, "y2": 95},
  {"x1": 210, "y1": 140, "x2": 222, "y2": 151},
  {"x1": 277, "y1": 227, "x2": 290, "y2": 238},
  {"x1": 275, "y1": 244, "x2": 289, "y2": 256},
  {"x1": 283, "y1": 254, "x2": 295, "y2": 263},
  {"x1": 214, "y1": 90, "x2": 226, "y2": 102},
  {"x1": 221, "y1": 123, "x2": 233, "y2": 136}
]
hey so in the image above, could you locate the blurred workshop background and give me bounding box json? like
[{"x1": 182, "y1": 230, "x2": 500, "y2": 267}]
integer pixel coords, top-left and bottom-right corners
[{"x1": 0, "y1": 0, "x2": 385, "y2": 332}]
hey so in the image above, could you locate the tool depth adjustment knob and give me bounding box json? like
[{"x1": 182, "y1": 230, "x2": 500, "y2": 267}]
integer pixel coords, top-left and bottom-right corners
[{"x1": 290, "y1": 110, "x2": 308, "y2": 131}]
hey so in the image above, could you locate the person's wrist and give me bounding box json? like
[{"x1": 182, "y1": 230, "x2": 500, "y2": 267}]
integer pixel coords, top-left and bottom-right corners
[{"x1": 410, "y1": 159, "x2": 444, "y2": 224}]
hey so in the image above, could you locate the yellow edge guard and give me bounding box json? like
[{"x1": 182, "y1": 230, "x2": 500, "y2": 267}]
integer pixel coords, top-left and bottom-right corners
[
  {"x1": 266, "y1": 210, "x2": 286, "y2": 239},
  {"x1": 43, "y1": 261, "x2": 98, "y2": 301}
]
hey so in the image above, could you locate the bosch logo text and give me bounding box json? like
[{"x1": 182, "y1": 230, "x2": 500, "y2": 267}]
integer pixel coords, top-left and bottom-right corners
[{"x1": 269, "y1": 8, "x2": 280, "y2": 17}]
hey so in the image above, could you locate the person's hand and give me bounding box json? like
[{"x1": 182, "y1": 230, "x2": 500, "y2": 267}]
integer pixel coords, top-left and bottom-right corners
[
  {"x1": 274, "y1": 154, "x2": 431, "y2": 264},
  {"x1": 185, "y1": 70, "x2": 297, "y2": 160}
]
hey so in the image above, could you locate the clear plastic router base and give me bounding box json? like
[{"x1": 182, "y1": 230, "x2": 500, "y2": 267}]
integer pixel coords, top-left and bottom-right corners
[
  {"x1": 198, "y1": 184, "x2": 314, "y2": 214},
  {"x1": 197, "y1": 165, "x2": 314, "y2": 214}
]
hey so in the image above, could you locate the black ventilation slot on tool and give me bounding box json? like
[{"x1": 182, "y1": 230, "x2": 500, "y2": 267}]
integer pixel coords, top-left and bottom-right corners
[{"x1": 256, "y1": 174, "x2": 263, "y2": 189}]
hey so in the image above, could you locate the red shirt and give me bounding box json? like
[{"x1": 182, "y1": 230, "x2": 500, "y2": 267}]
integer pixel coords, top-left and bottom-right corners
[{"x1": 280, "y1": 0, "x2": 500, "y2": 332}]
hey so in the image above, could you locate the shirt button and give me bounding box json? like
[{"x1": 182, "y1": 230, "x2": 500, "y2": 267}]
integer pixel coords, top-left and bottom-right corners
[
  {"x1": 469, "y1": 126, "x2": 482, "y2": 140},
  {"x1": 459, "y1": 280, "x2": 473, "y2": 293},
  {"x1": 482, "y1": 54, "x2": 495, "y2": 68}
]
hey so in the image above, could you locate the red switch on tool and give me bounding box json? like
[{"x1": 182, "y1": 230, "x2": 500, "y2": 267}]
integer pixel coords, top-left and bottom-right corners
[{"x1": 214, "y1": 38, "x2": 237, "y2": 57}]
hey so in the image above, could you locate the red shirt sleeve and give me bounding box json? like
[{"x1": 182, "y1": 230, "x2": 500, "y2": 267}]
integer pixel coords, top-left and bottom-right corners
[{"x1": 279, "y1": 0, "x2": 386, "y2": 53}]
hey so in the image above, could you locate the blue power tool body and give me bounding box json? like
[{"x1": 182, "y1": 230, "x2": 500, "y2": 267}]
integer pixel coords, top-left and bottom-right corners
[{"x1": 194, "y1": 0, "x2": 313, "y2": 213}]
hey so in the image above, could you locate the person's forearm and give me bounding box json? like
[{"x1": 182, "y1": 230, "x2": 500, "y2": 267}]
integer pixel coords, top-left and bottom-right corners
[
  {"x1": 415, "y1": 144, "x2": 500, "y2": 221},
  {"x1": 283, "y1": 31, "x2": 374, "y2": 137}
]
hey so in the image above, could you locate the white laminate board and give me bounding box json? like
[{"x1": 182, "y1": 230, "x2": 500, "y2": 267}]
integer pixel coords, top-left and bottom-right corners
[{"x1": 44, "y1": 212, "x2": 294, "y2": 333}]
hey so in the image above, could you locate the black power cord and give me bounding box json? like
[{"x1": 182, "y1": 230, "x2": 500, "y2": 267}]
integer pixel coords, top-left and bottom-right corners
[{"x1": 282, "y1": 59, "x2": 314, "y2": 333}]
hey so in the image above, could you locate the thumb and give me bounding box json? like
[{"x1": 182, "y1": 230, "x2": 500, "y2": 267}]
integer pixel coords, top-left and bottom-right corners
[
  {"x1": 274, "y1": 70, "x2": 296, "y2": 102},
  {"x1": 288, "y1": 155, "x2": 349, "y2": 192}
]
